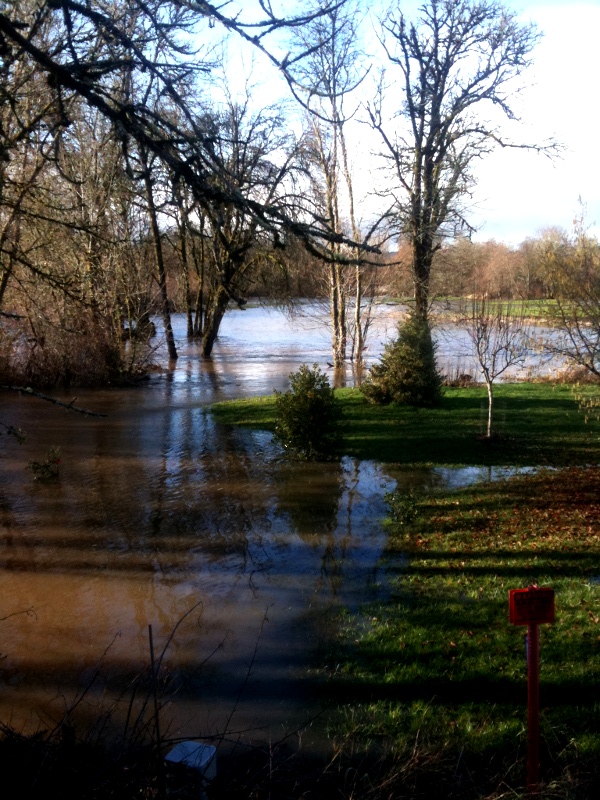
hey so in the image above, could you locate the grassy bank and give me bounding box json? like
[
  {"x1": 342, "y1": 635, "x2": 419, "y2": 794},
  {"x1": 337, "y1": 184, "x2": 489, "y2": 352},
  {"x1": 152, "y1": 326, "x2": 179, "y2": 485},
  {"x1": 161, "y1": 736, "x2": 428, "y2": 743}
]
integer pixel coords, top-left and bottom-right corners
[
  {"x1": 210, "y1": 383, "x2": 600, "y2": 796},
  {"x1": 211, "y1": 382, "x2": 600, "y2": 466},
  {"x1": 320, "y1": 467, "x2": 600, "y2": 798},
  {"x1": 435, "y1": 297, "x2": 562, "y2": 319}
]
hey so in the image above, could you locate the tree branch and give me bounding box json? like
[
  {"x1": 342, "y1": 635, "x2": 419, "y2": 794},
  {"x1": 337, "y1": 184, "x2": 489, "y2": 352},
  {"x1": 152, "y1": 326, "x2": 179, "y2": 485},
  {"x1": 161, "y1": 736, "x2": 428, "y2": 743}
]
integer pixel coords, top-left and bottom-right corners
[{"x1": 1, "y1": 385, "x2": 108, "y2": 416}]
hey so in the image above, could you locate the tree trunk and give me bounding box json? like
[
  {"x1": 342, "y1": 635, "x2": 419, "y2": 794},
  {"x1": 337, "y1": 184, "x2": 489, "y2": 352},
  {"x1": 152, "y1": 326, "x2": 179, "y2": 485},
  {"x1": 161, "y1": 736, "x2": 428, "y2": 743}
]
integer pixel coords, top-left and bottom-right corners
[
  {"x1": 201, "y1": 285, "x2": 229, "y2": 357},
  {"x1": 0, "y1": 261, "x2": 13, "y2": 308},
  {"x1": 191, "y1": 213, "x2": 206, "y2": 337},
  {"x1": 354, "y1": 264, "x2": 363, "y2": 364},
  {"x1": 414, "y1": 276, "x2": 429, "y2": 319},
  {"x1": 486, "y1": 378, "x2": 494, "y2": 438},
  {"x1": 173, "y1": 182, "x2": 194, "y2": 338},
  {"x1": 413, "y1": 238, "x2": 432, "y2": 320},
  {"x1": 193, "y1": 285, "x2": 204, "y2": 338},
  {"x1": 179, "y1": 215, "x2": 193, "y2": 338},
  {"x1": 330, "y1": 261, "x2": 346, "y2": 367},
  {"x1": 339, "y1": 118, "x2": 366, "y2": 365},
  {"x1": 143, "y1": 168, "x2": 177, "y2": 362}
]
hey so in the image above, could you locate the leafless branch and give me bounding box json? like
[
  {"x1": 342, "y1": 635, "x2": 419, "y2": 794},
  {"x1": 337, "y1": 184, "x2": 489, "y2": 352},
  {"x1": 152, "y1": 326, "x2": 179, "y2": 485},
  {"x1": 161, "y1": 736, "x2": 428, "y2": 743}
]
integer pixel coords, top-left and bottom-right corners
[{"x1": 1, "y1": 385, "x2": 108, "y2": 416}]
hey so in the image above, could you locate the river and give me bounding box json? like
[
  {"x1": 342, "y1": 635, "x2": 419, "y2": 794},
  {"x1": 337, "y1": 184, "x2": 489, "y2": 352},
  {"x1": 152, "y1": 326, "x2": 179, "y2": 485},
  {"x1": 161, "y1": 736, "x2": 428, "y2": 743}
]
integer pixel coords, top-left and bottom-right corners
[{"x1": 0, "y1": 304, "x2": 548, "y2": 752}]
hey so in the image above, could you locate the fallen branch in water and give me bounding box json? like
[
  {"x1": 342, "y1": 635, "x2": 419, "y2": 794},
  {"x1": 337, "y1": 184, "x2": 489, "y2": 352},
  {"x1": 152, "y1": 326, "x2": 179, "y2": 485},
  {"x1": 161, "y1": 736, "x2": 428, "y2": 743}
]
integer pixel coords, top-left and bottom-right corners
[
  {"x1": 0, "y1": 607, "x2": 37, "y2": 623},
  {"x1": 0, "y1": 420, "x2": 26, "y2": 442},
  {"x1": 1, "y1": 385, "x2": 108, "y2": 417}
]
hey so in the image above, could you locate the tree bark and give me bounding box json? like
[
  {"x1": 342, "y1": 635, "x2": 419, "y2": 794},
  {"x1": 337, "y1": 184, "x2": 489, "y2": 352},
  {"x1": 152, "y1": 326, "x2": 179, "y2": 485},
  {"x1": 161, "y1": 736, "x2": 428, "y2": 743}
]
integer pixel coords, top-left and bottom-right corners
[
  {"x1": 191, "y1": 213, "x2": 206, "y2": 337},
  {"x1": 179, "y1": 212, "x2": 193, "y2": 338},
  {"x1": 354, "y1": 264, "x2": 363, "y2": 363},
  {"x1": 486, "y1": 378, "x2": 494, "y2": 438},
  {"x1": 143, "y1": 168, "x2": 177, "y2": 362},
  {"x1": 330, "y1": 261, "x2": 346, "y2": 366},
  {"x1": 201, "y1": 285, "x2": 229, "y2": 357},
  {"x1": 413, "y1": 236, "x2": 434, "y2": 319}
]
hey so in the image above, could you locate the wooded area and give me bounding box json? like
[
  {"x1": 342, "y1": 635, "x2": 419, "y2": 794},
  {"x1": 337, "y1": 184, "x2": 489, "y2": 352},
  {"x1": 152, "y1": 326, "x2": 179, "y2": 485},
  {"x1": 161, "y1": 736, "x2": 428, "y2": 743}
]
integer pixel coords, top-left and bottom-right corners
[{"x1": 0, "y1": 0, "x2": 591, "y2": 387}]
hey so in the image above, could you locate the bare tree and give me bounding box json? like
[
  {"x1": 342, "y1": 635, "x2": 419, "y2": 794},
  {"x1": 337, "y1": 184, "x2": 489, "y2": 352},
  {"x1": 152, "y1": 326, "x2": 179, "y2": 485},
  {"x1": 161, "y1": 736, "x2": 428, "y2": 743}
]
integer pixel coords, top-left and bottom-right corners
[
  {"x1": 170, "y1": 176, "x2": 204, "y2": 339},
  {"x1": 368, "y1": 0, "x2": 551, "y2": 319},
  {"x1": 461, "y1": 296, "x2": 531, "y2": 437},
  {"x1": 195, "y1": 83, "x2": 300, "y2": 357},
  {"x1": 0, "y1": 1, "x2": 367, "y2": 260},
  {"x1": 433, "y1": 237, "x2": 524, "y2": 300},
  {"x1": 542, "y1": 220, "x2": 600, "y2": 379},
  {"x1": 293, "y1": 2, "x2": 362, "y2": 367},
  {"x1": 0, "y1": 0, "x2": 66, "y2": 312},
  {"x1": 0, "y1": 25, "x2": 158, "y2": 385},
  {"x1": 291, "y1": 1, "x2": 387, "y2": 368}
]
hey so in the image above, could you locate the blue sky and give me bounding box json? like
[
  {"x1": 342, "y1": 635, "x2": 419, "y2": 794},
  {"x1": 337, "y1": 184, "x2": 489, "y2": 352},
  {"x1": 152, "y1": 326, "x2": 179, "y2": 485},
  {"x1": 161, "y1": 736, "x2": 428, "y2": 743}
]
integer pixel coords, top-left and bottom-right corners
[
  {"x1": 220, "y1": 1, "x2": 599, "y2": 245},
  {"x1": 353, "y1": 0, "x2": 600, "y2": 244},
  {"x1": 468, "y1": 1, "x2": 600, "y2": 243}
]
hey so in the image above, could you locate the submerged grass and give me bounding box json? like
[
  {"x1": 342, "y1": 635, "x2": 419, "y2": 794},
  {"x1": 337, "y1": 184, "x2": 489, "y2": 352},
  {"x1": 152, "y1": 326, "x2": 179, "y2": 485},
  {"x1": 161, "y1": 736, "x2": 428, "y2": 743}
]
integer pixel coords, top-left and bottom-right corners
[
  {"x1": 322, "y1": 467, "x2": 600, "y2": 797},
  {"x1": 211, "y1": 382, "x2": 600, "y2": 466}
]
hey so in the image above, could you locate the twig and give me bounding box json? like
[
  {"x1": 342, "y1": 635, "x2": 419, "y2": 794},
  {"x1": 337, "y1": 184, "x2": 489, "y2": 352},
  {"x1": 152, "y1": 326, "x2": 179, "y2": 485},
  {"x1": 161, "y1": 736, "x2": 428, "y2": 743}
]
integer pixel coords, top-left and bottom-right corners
[
  {"x1": 0, "y1": 311, "x2": 24, "y2": 319},
  {"x1": 148, "y1": 624, "x2": 166, "y2": 799},
  {"x1": 0, "y1": 606, "x2": 37, "y2": 622},
  {"x1": 0, "y1": 421, "x2": 26, "y2": 442},
  {"x1": 47, "y1": 631, "x2": 123, "y2": 737},
  {"x1": 148, "y1": 625, "x2": 162, "y2": 755},
  {"x1": 1, "y1": 385, "x2": 108, "y2": 417},
  {"x1": 220, "y1": 606, "x2": 271, "y2": 739},
  {"x1": 155, "y1": 600, "x2": 204, "y2": 673}
]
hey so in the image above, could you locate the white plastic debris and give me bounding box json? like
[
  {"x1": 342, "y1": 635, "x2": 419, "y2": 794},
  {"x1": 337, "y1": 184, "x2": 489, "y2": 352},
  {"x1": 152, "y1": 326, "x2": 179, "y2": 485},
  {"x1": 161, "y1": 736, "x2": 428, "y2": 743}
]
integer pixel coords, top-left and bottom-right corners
[{"x1": 165, "y1": 740, "x2": 217, "y2": 781}]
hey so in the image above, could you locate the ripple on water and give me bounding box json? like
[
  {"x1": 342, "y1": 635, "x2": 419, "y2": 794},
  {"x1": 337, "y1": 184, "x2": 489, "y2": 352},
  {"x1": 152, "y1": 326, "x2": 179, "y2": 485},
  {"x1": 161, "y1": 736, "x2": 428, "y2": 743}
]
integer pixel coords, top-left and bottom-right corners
[{"x1": 0, "y1": 306, "x2": 558, "y2": 745}]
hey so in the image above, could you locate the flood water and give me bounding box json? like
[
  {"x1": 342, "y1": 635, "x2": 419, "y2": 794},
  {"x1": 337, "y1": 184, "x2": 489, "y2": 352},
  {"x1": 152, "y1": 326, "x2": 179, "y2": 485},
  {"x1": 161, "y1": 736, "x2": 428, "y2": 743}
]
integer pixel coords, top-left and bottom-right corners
[{"x1": 0, "y1": 304, "x2": 545, "y2": 749}]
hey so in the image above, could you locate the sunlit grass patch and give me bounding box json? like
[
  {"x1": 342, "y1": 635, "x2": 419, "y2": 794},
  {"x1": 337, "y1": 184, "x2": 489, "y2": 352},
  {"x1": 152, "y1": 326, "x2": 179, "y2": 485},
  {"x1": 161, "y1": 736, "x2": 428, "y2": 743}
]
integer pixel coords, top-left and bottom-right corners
[
  {"x1": 211, "y1": 394, "x2": 277, "y2": 427},
  {"x1": 212, "y1": 383, "x2": 600, "y2": 466},
  {"x1": 324, "y1": 467, "x2": 600, "y2": 796}
]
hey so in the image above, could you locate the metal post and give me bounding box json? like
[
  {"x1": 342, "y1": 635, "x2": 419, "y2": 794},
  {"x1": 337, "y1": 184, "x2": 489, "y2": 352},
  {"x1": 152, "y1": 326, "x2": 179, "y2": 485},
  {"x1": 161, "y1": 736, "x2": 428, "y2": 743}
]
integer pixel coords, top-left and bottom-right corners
[
  {"x1": 509, "y1": 586, "x2": 553, "y2": 795},
  {"x1": 527, "y1": 622, "x2": 540, "y2": 796}
]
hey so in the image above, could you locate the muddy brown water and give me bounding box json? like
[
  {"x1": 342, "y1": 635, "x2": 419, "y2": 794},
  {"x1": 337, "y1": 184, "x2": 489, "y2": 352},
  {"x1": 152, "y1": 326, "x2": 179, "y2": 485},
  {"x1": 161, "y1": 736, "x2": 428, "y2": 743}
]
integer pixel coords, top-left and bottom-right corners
[{"x1": 0, "y1": 306, "x2": 541, "y2": 750}]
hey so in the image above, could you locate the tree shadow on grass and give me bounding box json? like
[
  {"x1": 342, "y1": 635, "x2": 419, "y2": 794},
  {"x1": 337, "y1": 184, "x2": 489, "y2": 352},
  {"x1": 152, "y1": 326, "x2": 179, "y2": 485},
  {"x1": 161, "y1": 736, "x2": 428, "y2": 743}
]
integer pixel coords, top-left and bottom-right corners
[{"x1": 343, "y1": 387, "x2": 600, "y2": 465}]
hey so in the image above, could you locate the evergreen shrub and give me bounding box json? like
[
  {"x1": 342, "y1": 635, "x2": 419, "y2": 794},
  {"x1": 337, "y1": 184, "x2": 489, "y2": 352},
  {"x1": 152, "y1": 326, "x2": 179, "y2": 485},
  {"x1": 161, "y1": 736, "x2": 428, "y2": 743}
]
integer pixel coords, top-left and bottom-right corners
[
  {"x1": 361, "y1": 312, "x2": 443, "y2": 407},
  {"x1": 274, "y1": 363, "x2": 341, "y2": 459}
]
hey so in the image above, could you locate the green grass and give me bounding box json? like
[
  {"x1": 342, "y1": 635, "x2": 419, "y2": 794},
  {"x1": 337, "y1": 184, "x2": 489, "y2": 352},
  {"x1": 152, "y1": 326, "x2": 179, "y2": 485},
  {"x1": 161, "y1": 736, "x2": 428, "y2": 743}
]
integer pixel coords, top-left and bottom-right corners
[
  {"x1": 435, "y1": 297, "x2": 563, "y2": 320},
  {"x1": 211, "y1": 383, "x2": 600, "y2": 795},
  {"x1": 322, "y1": 467, "x2": 600, "y2": 797},
  {"x1": 211, "y1": 382, "x2": 600, "y2": 467}
]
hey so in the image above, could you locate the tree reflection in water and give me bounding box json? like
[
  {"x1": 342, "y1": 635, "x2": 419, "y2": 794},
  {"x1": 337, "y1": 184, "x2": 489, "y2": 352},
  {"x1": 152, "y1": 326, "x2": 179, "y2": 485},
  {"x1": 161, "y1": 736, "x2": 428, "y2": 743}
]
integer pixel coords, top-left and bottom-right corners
[{"x1": 0, "y1": 308, "x2": 531, "y2": 746}]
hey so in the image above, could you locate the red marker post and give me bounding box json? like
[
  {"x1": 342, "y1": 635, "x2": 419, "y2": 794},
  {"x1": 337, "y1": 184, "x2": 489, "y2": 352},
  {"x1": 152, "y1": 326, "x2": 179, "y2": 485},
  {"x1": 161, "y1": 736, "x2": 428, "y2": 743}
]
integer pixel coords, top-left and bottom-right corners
[{"x1": 509, "y1": 585, "x2": 555, "y2": 797}]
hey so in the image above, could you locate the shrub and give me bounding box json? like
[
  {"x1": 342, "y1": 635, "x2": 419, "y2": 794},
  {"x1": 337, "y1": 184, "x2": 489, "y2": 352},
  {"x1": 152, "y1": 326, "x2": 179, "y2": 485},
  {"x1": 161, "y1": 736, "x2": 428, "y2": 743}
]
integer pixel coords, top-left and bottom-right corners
[
  {"x1": 0, "y1": 309, "x2": 150, "y2": 388},
  {"x1": 385, "y1": 489, "x2": 420, "y2": 526},
  {"x1": 361, "y1": 312, "x2": 443, "y2": 407},
  {"x1": 27, "y1": 446, "x2": 61, "y2": 481},
  {"x1": 274, "y1": 363, "x2": 341, "y2": 459}
]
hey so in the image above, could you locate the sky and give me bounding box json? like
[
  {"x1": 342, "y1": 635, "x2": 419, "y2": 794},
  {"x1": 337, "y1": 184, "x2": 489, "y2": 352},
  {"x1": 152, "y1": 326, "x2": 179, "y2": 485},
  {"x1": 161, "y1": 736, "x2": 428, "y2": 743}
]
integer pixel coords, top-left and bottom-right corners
[
  {"x1": 349, "y1": 0, "x2": 600, "y2": 245},
  {"x1": 467, "y1": 1, "x2": 600, "y2": 244},
  {"x1": 220, "y1": 0, "x2": 600, "y2": 247}
]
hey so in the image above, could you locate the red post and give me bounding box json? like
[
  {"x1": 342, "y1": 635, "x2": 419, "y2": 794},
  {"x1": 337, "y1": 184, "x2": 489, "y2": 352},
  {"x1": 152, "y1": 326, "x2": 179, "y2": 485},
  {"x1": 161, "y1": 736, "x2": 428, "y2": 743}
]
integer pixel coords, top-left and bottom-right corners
[
  {"x1": 509, "y1": 586, "x2": 554, "y2": 797},
  {"x1": 527, "y1": 622, "x2": 540, "y2": 796}
]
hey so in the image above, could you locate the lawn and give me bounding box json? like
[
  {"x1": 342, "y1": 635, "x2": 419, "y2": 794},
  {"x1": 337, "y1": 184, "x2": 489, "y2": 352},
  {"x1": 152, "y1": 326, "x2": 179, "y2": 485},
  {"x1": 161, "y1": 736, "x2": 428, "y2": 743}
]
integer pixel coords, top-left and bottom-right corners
[
  {"x1": 320, "y1": 467, "x2": 600, "y2": 798},
  {"x1": 436, "y1": 297, "x2": 562, "y2": 320},
  {"x1": 211, "y1": 382, "x2": 600, "y2": 467},
  {"x1": 210, "y1": 382, "x2": 600, "y2": 797}
]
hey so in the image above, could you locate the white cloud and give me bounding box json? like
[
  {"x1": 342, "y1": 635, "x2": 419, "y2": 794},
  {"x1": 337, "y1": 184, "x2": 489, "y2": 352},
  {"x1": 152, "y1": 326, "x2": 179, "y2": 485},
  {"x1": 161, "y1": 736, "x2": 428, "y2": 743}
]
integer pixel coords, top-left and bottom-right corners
[{"x1": 470, "y1": 2, "x2": 600, "y2": 242}]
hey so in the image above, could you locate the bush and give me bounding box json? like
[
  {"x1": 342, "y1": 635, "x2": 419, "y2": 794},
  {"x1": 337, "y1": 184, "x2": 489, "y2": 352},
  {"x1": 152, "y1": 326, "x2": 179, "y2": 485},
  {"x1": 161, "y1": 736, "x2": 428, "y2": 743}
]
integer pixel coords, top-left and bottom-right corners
[
  {"x1": 274, "y1": 363, "x2": 341, "y2": 459},
  {"x1": 0, "y1": 309, "x2": 150, "y2": 388},
  {"x1": 385, "y1": 489, "x2": 420, "y2": 526},
  {"x1": 27, "y1": 446, "x2": 61, "y2": 481},
  {"x1": 361, "y1": 312, "x2": 443, "y2": 407}
]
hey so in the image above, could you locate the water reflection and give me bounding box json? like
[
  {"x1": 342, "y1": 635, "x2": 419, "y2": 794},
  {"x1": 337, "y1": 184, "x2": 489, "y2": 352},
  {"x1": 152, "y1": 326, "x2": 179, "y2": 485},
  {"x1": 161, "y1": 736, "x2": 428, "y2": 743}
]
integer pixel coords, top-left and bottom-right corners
[
  {"x1": 0, "y1": 307, "x2": 547, "y2": 743},
  {"x1": 0, "y1": 394, "x2": 395, "y2": 739}
]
